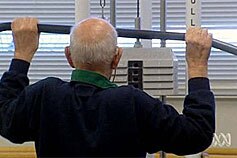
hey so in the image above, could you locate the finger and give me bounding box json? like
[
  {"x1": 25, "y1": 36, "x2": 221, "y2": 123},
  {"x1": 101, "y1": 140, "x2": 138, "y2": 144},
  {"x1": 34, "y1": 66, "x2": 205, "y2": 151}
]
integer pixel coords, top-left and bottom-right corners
[
  {"x1": 201, "y1": 28, "x2": 208, "y2": 37},
  {"x1": 30, "y1": 18, "x2": 39, "y2": 33},
  {"x1": 11, "y1": 18, "x2": 21, "y2": 31},
  {"x1": 206, "y1": 33, "x2": 213, "y2": 47},
  {"x1": 11, "y1": 18, "x2": 26, "y2": 32},
  {"x1": 198, "y1": 29, "x2": 209, "y2": 46},
  {"x1": 185, "y1": 27, "x2": 195, "y2": 43}
]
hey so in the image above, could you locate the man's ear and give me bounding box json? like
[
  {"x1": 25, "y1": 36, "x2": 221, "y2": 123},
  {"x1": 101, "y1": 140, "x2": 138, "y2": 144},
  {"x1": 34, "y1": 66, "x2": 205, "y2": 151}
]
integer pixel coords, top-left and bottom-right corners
[
  {"x1": 111, "y1": 47, "x2": 123, "y2": 69},
  {"x1": 64, "y1": 46, "x2": 75, "y2": 68}
]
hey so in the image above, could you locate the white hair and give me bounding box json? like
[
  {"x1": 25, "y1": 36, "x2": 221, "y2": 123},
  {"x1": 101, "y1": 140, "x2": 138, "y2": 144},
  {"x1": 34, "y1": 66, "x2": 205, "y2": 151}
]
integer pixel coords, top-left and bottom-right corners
[{"x1": 70, "y1": 18, "x2": 118, "y2": 66}]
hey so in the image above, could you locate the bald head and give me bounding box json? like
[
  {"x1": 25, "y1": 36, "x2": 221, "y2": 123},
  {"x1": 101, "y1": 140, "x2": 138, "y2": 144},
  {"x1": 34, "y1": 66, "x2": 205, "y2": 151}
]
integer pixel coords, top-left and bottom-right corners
[{"x1": 70, "y1": 18, "x2": 118, "y2": 68}]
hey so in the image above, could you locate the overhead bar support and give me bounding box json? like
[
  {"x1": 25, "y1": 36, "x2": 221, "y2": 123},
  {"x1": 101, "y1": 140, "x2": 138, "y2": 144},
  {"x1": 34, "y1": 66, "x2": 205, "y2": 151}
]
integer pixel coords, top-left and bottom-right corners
[
  {"x1": 75, "y1": 0, "x2": 90, "y2": 23},
  {"x1": 160, "y1": 0, "x2": 167, "y2": 47},
  {"x1": 110, "y1": 0, "x2": 116, "y2": 27},
  {"x1": 160, "y1": 0, "x2": 168, "y2": 158}
]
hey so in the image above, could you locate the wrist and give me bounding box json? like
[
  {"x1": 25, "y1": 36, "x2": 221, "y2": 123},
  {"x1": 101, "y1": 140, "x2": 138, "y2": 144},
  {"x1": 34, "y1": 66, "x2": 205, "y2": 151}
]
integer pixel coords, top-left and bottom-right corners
[
  {"x1": 188, "y1": 66, "x2": 208, "y2": 79},
  {"x1": 14, "y1": 52, "x2": 33, "y2": 63}
]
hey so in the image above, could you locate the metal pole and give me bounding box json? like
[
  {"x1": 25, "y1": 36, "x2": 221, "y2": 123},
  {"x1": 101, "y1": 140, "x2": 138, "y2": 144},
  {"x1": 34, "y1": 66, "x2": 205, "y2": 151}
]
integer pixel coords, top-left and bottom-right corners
[
  {"x1": 140, "y1": 0, "x2": 152, "y2": 48},
  {"x1": 186, "y1": 0, "x2": 201, "y2": 27},
  {"x1": 160, "y1": 0, "x2": 167, "y2": 47},
  {"x1": 75, "y1": 0, "x2": 90, "y2": 23},
  {"x1": 110, "y1": 0, "x2": 116, "y2": 27},
  {"x1": 134, "y1": 0, "x2": 142, "y2": 48},
  {"x1": 160, "y1": 0, "x2": 167, "y2": 158},
  {"x1": 160, "y1": 95, "x2": 167, "y2": 158}
]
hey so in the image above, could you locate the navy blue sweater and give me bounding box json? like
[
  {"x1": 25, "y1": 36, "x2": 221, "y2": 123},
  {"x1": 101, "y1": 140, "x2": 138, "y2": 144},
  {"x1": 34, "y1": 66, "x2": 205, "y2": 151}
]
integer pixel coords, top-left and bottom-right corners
[{"x1": 0, "y1": 59, "x2": 215, "y2": 157}]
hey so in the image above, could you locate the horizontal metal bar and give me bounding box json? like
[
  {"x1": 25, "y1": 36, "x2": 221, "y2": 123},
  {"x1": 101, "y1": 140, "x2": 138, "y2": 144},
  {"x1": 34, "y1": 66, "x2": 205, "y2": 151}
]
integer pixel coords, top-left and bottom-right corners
[
  {"x1": 0, "y1": 22, "x2": 237, "y2": 56},
  {"x1": 0, "y1": 23, "x2": 72, "y2": 34}
]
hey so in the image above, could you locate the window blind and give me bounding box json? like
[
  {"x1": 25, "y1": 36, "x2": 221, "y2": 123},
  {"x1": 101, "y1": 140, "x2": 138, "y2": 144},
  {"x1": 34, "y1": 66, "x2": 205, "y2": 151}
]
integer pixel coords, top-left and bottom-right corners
[
  {"x1": 152, "y1": 0, "x2": 237, "y2": 95},
  {"x1": 0, "y1": 0, "x2": 75, "y2": 24},
  {"x1": 0, "y1": 0, "x2": 75, "y2": 83},
  {"x1": 90, "y1": 0, "x2": 138, "y2": 28}
]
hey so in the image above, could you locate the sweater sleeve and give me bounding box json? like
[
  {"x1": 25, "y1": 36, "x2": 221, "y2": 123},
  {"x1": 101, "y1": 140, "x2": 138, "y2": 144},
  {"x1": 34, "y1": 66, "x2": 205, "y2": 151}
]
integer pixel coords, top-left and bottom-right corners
[
  {"x1": 0, "y1": 59, "x2": 37, "y2": 143},
  {"x1": 135, "y1": 77, "x2": 215, "y2": 155}
]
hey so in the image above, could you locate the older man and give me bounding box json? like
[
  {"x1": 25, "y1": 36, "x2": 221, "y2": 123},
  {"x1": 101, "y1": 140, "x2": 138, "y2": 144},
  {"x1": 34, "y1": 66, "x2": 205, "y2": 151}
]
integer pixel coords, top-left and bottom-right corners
[{"x1": 0, "y1": 17, "x2": 215, "y2": 157}]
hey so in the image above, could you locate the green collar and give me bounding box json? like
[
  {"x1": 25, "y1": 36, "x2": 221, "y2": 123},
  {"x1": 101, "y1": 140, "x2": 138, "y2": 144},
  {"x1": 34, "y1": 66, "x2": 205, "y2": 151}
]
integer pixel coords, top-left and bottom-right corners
[{"x1": 71, "y1": 69, "x2": 117, "y2": 89}]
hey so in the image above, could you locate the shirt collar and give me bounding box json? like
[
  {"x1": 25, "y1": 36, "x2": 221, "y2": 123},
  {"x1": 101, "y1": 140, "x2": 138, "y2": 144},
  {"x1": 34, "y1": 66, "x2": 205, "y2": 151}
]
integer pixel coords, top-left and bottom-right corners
[{"x1": 71, "y1": 69, "x2": 118, "y2": 89}]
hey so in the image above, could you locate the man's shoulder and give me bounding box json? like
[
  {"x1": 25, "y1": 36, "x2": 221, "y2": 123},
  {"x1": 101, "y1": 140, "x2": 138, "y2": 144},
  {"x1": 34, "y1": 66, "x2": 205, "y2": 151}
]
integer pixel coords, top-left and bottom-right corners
[
  {"x1": 29, "y1": 77, "x2": 68, "y2": 91},
  {"x1": 113, "y1": 85, "x2": 137, "y2": 92},
  {"x1": 106, "y1": 85, "x2": 148, "y2": 98},
  {"x1": 37, "y1": 77, "x2": 67, "y2": 85}
]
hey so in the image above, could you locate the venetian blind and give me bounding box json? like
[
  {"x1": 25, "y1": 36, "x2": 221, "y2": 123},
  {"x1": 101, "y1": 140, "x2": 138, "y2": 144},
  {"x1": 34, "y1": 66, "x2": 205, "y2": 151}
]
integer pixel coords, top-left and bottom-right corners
[{"x1": 152, "y1": 0, "x2": 237, "y2": 95}]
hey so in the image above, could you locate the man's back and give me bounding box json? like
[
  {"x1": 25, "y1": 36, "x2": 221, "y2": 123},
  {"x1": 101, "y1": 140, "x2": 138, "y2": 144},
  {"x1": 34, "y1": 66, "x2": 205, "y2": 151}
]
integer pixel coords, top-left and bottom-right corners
[
  {"x1": 0, "y1": 63, "x2": 215, "y2": 157},
  {"x1": 33, "y1": 77, "x2": 145, "y2": 157}
]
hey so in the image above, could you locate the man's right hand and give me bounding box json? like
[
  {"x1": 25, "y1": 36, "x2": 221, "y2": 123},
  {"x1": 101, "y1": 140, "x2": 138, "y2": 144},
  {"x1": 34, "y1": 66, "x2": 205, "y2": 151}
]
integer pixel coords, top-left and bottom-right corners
[
  {"x1": 185, "y1": 27, "x2": 212, "y2": 79},
  {"x1": 11, "y1": 17, "x2": 39, "y2": 63}
]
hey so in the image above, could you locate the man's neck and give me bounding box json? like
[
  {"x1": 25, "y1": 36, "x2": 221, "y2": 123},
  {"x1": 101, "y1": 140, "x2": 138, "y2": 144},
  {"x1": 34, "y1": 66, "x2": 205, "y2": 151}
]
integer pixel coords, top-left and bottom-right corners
[{"x1": 76, "y1": 64, "x2": 112, "y2": 80}]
